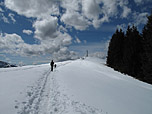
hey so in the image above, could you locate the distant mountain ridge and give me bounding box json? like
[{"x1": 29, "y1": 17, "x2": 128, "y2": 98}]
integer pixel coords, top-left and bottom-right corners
[{"x1": 0, "y1": 61, "x2": 17, "y2": 68}]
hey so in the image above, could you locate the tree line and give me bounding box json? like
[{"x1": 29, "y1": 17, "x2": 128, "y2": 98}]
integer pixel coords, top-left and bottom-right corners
[{"x1": 107, "y1": 13, "x2": 152, "y2": 84}]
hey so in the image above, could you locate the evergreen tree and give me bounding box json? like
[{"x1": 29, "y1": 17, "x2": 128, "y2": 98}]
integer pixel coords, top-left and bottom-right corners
[
  {"x1": 107, "y1": 29, "x2": 124, "y2": 70},
  {"x1": 142, "y1": 13, "x2": 152, "y2": 83},
  {"x1": 107, "y1": 12, "x2": 152, "y2": 84},
  {"x1": 122, "y1": 25, "x2": 142, "y2": 77}
]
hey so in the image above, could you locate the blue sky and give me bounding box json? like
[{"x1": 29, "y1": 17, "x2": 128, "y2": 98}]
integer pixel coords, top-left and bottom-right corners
[{"x1": 0, "y1": 0, "x2": 152, "y2": 65}]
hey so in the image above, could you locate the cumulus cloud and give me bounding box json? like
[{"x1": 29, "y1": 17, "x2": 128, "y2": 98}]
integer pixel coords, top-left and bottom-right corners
[
  {"x1": 4, "y1": 0, "x2": 78, "y2": 60},
  {"x1": 4, "y1": 0, "x2": 133, "y2": 31},
  {"x1": 61, "y1": 10, "x2": 90, "y2": 30},
  {"x1": 82, "y1": 0, "x2": 100, "y2": 20},
  {"x1": 60, "y1": 0, "x2": 131, "y2": 29},
  {"x1": 24, "y1": 33, "x2": 72, "y2": 57},
  {"x1": 8, "y1": 13, "x2": 16, "y2": 23},
  {"x1": 61, "y1": 0, "x2": 91, "y2": 30},
  {"x1": 117, "y1": 12, "x2": 148, "y2": 29},
  {"x1": 121, "y1": 6, "x2": 131, "y2": 18},
  {"x1": 33, "y1": 17, "x2": 58, "y2": 40},
  {"x1": 0, "y1": 33, "x2": 73, "y2": 58},
  {"x1": 93, "y1": 15, "x2": 109, "y2": 28},
  {"x1": 133, "y1": 12, "x2": 148, "y2": 26},
  {"x1": 74, "y1": 37, "x2": 81, "y2": 44},
  {"x1": 53, "y1": 47, "x2": 78, "y2": 61},
  {"x1": 23, "y1": 29, "x2": 33, "y2": 35},
  {"x1": 5, "y1": 0, "x2": 59, "y2": 18},
  {"x1": 101, "y1": 0, "x2": 118, "y2": 16},
  {"x1": 0, "y1": 8, "x2": 16, "y2": 24},
  {"x1": 3, "y1": 0, "x2": 149, "y2": 61},
  {"x1": 0, "y1": 33, "x2": 24, "y2": 54},
  {"x1": 0, "y1": 13, "x2": 9, "y2": 23}
]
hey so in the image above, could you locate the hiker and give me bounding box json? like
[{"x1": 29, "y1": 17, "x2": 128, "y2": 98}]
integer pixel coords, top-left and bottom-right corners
[{"x1": 50, "y1": 60, "x2": 54, "y2": 71}]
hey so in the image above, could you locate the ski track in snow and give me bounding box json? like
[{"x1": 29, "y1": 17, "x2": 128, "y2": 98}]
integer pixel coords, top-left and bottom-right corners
[
  {"x1": 15, "y1": 62, "x2": 105, "y2": 114},
  {"x1": 16, "y1": 68, "x2": 51, "y2": 114}
]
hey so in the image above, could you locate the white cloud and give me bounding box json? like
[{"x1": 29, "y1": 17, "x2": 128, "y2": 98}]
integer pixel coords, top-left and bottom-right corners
[
  {"x1": 61, "y1": 10, "x2": 90, "y2": 30},
  {"x1": 121, "y1": 6, "x2": 131, "y2": 18},
  {"x1": 53, "y1": 47, "x2": 78, "y2": 61},
  {"x1": 133, "y1": 12, "x2": 148, "y2": 26},
  {"x1": 23, "y1": 29, "x2": 33, "y2": 35},
  {"x1": 74, "y1": 37, "x2": 81, "y2": 44},
  {"x1": 3, "y1": 0, "x2": 147, "y2": 62},
  {"x1": 0, "y1": 33, "x2": 24, "y2": 54},
  {"x1": 61, "y1": 0, "x2": 92, "y2": 30},
  {"x1": 0, "y1": 32, "x2": 76, "y2": 61},
  {"x1": 76, "y1": 37, "x2": 81, "y2": 44},
  {"x1": 93, "y1": 15, "x2": 109, "y2": 28},
  {"x1": 59, "y1": 25, "x2": 68, "y2": 33},
  {"x1": 5, "y1": 0, "x2": 59, "y2": 18},
  {"x1": 117, "y1": 24, "x2": 127, "y2": 31},
  {"x1": 60, "y1": 33, "x2": 72, "y2": 46},
  {"x1": 61, "y1": 0, "x2": 131, "y2": 29},
  {"x1": 3, "y1": 0, "x2": 79, "y2": 61},
  {"x1": 33, "y1": 17, "x2": 58, "y2": 40},
  {"x1": 0, "y1": 13, "x2": 9, "y2": 23},
  {"x1": 0, "y1": 7, "x2": 4, "y2": 12},
  {"x1": 61, "y1": 0, "x2": 81, "y2": 12},
  {"x1": 101, "y1": 0, "x2": 118, "y2": 16},
  {"x1": 4, "y1": 0, "x2": 133, "y2": 31},
  {"x1": 82, "y1": 0, "x2": 100, "y2": 20},
  {"x1": 104, "y1": 40, "x2": 110, "y2": 52},
  {"x1": 8, "y1": 13, "x2": 16, "y2": 23}
]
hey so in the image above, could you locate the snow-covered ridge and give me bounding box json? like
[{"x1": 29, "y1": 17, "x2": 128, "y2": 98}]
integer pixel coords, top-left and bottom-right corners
[
  {"x1": 0, "y1": 57, "x2": 152, "y2": 114},
  {"x1": 0, "y1": 61, "x2": 17, "y2": 68}
]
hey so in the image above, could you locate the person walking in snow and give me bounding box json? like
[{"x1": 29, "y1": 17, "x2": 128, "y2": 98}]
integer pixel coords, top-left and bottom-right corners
[{"x1": 50, "y1": 60, "x2": 54, "y2": 71}]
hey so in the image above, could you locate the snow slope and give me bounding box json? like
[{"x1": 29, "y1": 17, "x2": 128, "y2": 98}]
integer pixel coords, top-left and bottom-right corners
[{"x1": 0, "y1": 57, "x2": 152, "y2": 114}]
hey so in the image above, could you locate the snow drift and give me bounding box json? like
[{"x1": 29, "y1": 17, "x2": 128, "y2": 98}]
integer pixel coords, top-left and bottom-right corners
[{"x1": 0, "y1": 57, "x2": 152, "y2": 114}]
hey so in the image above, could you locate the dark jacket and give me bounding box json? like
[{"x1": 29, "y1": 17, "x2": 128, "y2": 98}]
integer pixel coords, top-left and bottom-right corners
[{"x1": 51, "y1": 60, "x2": 54, "y2": 66}]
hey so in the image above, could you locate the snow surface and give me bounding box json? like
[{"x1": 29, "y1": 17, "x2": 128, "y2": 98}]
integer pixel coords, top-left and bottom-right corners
[{"x1": 0, "y1": 57, "x2": 152, "y2": 114}]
